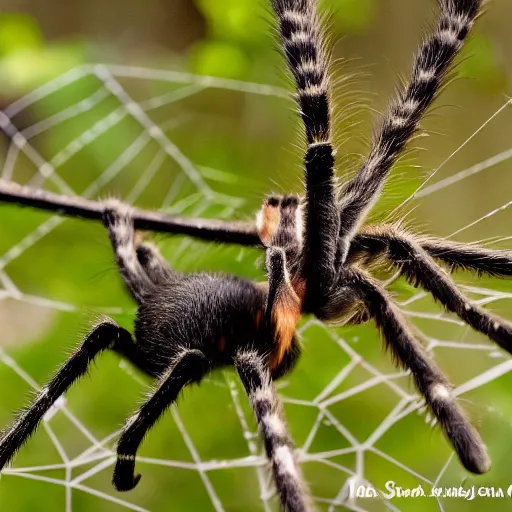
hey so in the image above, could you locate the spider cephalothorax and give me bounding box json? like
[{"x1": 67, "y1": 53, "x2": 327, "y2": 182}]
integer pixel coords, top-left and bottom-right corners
[{"x1": 2, "y1": 0, "x2": 511, "y2": 511}]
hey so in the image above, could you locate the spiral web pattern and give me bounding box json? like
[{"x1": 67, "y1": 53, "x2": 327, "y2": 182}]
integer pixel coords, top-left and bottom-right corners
[{"x1": 0, "y1": 65, "x2": 511, "y2": 512}]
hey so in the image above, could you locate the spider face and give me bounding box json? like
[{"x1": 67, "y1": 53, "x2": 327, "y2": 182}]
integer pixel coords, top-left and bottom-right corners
[{"x1": 3, "y1": 0, "x2": 511, "y2": 510}]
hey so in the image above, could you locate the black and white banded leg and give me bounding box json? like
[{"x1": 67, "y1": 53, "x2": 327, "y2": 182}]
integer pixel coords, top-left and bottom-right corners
[
  {"x1": 271, "y1": 0, "x2": 340, "y2": 311},
  {"x1": 0, "y1": 320, "x2": 139, "y2": 470},
  {"x1": 103, "y1": 199, "x2": 154, "y2": 303},
  {"x1": 350, "y1": 230, "x2": 512, "y2": 278},
  {"x1": 342, "y1": 268, "x2": 490, "y2": 474},
  {"x1": 113, "y1": 349, "x2": 209, "y2": 492},
  {"x1": 336, "y1": 0, "x2": 483, "y2": 266},
  {"x1": 234, "y1": 350, "x2": 313, "y2": 512},
  {"x1": 419, "y1": 238, "x2": 512, "y2": 278},
  {"x1": 355, "y1": 228, "x2": 512, "y2": 355},
  {"x1": 136, "y1": 242, "x2": 176, "y2": 285}
]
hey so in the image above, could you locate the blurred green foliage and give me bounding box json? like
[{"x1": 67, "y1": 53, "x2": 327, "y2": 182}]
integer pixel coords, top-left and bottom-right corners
[{"x1": 0, "y1": 13, "x2": 87, "y2": 92}]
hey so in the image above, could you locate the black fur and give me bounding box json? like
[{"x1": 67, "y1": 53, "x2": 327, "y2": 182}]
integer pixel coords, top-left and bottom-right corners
[
  {"x1": 342, "y1": 268, "x2": 490, "y2": 474},
  {"x1": 0, "y1": 321, "x2": 136, "y2": 469}
]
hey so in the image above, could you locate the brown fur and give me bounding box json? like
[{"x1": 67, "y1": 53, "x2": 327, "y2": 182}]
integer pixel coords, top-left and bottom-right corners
[
  {"x1": 270, "y1": 277, "x2": 306, "y2": 370},
  {"x1": 258, "y1": 202, "x2": 281, "y2": 246}
]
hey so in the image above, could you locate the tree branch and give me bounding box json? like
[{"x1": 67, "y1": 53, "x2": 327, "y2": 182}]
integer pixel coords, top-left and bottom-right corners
[{"x1": 0, "y1": 180, "x2": 262, "y2": 246}]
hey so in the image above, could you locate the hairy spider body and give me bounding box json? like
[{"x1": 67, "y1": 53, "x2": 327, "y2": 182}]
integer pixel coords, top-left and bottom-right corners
[
  {"x1": 133, "y1": 275, "x2": 267, "y2": 376},
  {"x1": 103, "y1": 200, "x2": 307, "y2": 497},
  {"x1": 1, "y1": 0, "x2": 508, "y2": 510},
  {"x1": 109, "y1": 199, "x2": 303, "y2": 382},
  {"x1": 130, "y1": 268, "x2": 302, "y2": 380}
]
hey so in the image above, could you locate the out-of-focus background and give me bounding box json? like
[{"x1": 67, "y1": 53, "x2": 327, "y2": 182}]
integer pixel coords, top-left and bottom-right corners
[{"x1": 0, "y1": 0, "x2": 511, "y2": 510}]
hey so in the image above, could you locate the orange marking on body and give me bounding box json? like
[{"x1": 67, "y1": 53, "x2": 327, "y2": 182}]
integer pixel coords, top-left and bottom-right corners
[
  {"x1": 218, "y1": 336, "x2": 226, "y2": 352},
  {"x1": 270, "y1": 282, "x2": 304, "y2": 370},
  {"x1": 291, "y1": 278, "x2": 306, "y2": 301},
  {"x1": 258, "y1": 203, "x2": 281, "y2": 246}
]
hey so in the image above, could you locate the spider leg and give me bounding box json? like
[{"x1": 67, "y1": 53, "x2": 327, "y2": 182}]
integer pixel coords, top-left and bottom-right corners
[
  {"x1": 112, "y1": 349, "x2": 209, "y2": 492},
  {"x1": 418, "y1": 238, "x2": 512, "y2": 278},
  {"x1": 103, "y1": 199, "x2": 154, "y2": 303},
  {"x1": 349, "y1": 227, "x2": 512, "y2": 355},
  {"x1": 270, "y1": 1, "x2": 340, "y2": 308},
  {"x1": 339, "y1": 268, "x2": 490, "y2": 474},
  {"x1": 264, "y1": 246, "x2": 303, "y2": 376},
  {"x1": 350, "y1": 230, "x2": 512, "y2": 278},
  {"x1": 0, "y1": 320, "x2": 138, "y2": 470},
  {"x1": 336, "y1": 0, "x2": 483, "y2": 266},
  {"x1": 259, "y1": 196, "x2": 304, "y2": 375},
  {"x1": 136, "y1": 242, "x2": 176, "y2": 284},
  {"x1": 234, "y1": 350, "x2": 313, "y2": 512},
  {"x1": 256, "y1": 200, "x2": 309, "y2": 504}
]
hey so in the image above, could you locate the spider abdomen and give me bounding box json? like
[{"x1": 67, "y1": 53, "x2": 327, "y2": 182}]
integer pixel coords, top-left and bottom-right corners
[{"x1": 134, "y1": 273, "x2": 298, "y2": 377}]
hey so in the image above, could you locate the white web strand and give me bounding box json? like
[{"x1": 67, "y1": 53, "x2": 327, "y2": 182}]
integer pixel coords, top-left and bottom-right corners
[{"x1": 0, "y1": 64, "x2": 511, "y2": 512}]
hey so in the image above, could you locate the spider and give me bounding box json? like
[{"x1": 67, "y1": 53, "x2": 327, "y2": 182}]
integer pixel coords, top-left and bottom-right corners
[{"x1": 0, "y1": 0, "x2": 509, "y2": 510}]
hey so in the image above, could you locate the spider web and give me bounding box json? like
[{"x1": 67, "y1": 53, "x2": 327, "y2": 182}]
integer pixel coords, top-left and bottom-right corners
[{"x1": 0, "y1": 64, "x2": 512, "y2": 512}]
